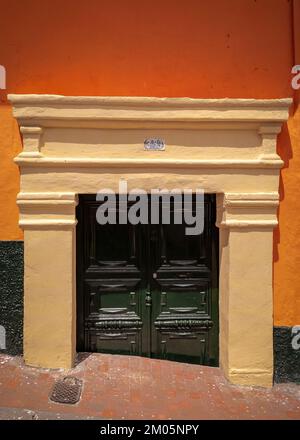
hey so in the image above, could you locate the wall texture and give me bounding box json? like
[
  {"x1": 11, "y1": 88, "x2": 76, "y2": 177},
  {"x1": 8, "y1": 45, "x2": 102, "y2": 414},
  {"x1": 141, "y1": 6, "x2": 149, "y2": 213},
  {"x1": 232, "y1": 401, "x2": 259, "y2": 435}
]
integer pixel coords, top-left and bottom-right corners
[
  {"x1": 0, "y1": 241, "x2": 23, "y2": 355},
  {"x1": 0, "y1": 0, "x2": 299, "y2": 327}
]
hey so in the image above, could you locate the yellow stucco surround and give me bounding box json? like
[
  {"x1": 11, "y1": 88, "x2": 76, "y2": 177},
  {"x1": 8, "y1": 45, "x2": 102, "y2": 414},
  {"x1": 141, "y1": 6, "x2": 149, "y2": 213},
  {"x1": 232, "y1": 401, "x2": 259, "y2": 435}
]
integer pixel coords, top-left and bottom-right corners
[{"x1": 9, "y1": 94, "x2": 292, "y2": 387}]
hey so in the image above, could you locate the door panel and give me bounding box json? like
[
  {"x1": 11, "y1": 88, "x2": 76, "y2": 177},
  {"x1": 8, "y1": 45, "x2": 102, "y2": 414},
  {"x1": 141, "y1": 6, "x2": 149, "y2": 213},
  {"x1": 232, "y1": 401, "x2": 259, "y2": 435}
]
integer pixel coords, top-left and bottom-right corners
[
  {"x1": 150, "y1": 198, "x2": 218, "y2": 365},
  {"x1": 77, "y1": 198, "x2": 148, "y2": 357},
  {"x1": 77, "y1": 194, "x2": 219, "y2": 366}
]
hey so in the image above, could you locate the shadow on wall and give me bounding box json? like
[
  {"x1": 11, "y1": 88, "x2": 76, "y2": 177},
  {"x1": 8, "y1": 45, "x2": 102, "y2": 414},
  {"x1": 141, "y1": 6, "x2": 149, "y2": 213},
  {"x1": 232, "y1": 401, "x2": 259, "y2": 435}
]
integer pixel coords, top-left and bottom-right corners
[{"x1": 273, "y1": 121, "x2": 293, "y2": 263}]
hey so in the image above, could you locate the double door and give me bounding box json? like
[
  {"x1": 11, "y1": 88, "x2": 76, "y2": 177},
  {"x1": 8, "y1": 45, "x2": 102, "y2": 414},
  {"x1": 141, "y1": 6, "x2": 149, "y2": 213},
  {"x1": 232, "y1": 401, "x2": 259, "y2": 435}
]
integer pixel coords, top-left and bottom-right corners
[{"x1": 76, "y1": 194, "x2": 219, "y2": 365}]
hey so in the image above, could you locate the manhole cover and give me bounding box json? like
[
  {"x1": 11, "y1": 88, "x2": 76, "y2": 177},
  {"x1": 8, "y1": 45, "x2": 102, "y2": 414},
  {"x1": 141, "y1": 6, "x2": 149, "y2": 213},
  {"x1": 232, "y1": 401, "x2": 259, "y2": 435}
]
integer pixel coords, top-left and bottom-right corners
[{"x1": 50, "y1": 376, "x2": 82, "y2": 404}]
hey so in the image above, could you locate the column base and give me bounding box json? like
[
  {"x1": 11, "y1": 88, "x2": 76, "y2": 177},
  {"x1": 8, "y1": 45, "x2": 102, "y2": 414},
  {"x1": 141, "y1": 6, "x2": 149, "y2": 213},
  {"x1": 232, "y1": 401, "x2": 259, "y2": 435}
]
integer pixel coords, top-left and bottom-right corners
[
  {"x1": 24, "y1": 353, "x2": 75, "y2": 370},
  {"x1": 225, "y1": 368, "x2": 273, "y2": 388}
]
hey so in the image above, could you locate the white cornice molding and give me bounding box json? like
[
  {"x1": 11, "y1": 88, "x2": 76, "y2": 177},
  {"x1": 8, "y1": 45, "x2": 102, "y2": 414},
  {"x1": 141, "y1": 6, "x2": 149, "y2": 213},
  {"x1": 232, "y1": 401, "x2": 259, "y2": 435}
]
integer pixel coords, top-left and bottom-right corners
[
  {"x1": 14, "y1": 156, "x2": 284, "y2": 169},
  {"x1": 10, "y1": 95, "x2": 292, "y2": 170},
  {"x1": 216, "y1": 192, "x2": 280, "y2": 229},
  {"x1": 8, "y1": 94, "x2": 292, "y2": 127},
  {"x1": 17, "y1": 192, "x2": 78, "y2": 229},
  {"x1": 18, "y1": 219, "x2": 77, "y2": 229}
]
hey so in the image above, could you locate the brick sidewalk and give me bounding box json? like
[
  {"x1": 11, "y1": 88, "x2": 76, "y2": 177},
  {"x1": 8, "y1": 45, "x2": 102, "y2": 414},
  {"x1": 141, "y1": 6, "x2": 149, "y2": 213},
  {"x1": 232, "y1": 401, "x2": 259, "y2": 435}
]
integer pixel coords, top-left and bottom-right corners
[{"x1": 0, "y1": 354, "x2": 299, "y2": 420}]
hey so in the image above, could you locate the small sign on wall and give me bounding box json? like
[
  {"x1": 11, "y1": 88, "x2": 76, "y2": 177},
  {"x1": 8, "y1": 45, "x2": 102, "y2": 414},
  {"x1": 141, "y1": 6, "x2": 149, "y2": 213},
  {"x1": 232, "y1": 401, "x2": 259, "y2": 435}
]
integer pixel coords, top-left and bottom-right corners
[{"x1": 144, "y1": 138, "x2": 165, "y2": 151}]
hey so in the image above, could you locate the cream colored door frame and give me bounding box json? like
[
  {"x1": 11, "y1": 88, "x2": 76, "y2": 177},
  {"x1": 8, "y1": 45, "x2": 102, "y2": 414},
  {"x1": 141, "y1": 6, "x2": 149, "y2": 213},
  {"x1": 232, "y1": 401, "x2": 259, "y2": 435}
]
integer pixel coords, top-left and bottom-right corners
[{"x1": 9, "y1": 95, "x2": 291, "y2": 387}]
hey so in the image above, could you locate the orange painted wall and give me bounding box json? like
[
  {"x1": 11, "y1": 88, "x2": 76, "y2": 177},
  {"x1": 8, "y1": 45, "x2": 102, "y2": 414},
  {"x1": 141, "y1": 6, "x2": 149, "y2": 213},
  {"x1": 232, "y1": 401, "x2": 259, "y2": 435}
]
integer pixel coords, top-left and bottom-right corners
[
  {"x1": 0, "y1": 104, "x2": 22, "y2": 240},
  {"x1": 0, "y1": 0, "x2": 299, "y2": 325}
]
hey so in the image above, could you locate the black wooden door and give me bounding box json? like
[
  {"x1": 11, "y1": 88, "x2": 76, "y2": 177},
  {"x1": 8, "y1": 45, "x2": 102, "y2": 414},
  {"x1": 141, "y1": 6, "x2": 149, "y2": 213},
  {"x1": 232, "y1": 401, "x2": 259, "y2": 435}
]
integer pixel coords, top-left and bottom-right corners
[{"x1": 76, "y1": 195, "x2": 219, "y2": 366}]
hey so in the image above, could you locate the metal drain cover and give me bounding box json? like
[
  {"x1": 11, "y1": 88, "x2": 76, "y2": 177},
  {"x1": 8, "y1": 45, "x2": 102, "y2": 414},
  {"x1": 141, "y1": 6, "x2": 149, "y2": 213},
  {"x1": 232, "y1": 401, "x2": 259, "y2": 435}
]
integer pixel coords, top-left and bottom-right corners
[{"x1": 50, "y1": 376, "x2": 82, "y2": 404}]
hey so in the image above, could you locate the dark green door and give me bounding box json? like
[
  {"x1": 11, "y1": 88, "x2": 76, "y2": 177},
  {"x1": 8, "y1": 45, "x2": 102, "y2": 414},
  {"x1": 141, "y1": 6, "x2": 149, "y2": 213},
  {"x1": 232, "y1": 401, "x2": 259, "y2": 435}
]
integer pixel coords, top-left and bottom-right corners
[{"x1": 76, "y1": 195, "x2": 219, "y2": 366}]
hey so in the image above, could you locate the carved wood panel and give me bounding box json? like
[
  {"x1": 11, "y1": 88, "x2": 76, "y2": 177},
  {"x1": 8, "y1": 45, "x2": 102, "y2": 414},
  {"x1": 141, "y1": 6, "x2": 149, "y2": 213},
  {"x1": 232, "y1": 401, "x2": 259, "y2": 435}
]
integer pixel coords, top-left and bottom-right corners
[{"x1": 76, "y1": 194, "x2": 218, "y2": 366}]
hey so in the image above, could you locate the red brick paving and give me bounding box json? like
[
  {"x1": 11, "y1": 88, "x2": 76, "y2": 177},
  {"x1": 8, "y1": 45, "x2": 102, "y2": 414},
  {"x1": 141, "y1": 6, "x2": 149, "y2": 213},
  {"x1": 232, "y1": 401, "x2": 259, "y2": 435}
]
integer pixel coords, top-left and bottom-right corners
[{"x1": 0, "y1": 353, "x2": 299, "y2": 420}]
